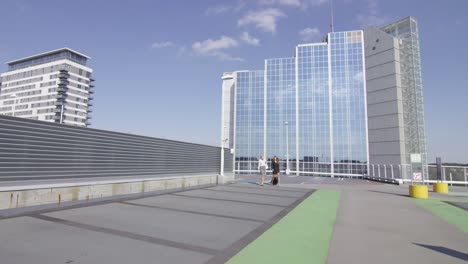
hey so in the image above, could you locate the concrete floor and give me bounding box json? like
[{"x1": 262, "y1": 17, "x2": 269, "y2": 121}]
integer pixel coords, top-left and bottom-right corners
[
  {"x1": 0, "y1": 183, "x2": 312, "y2": 264},
  {"x1": 1, "y1": 176, "x2": 467, "y2": 264}
]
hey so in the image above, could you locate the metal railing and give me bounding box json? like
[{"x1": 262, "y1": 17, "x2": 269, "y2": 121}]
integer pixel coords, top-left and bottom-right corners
[
  {"x1": 366, "y1": 164, "x2": 468, "y2": 186},
  {"x1": 234, "y1": 160, "x2": 468, "y2": 186},
  {"x1": 234, "y1": 160, "x2": 368, "y2": 177}
]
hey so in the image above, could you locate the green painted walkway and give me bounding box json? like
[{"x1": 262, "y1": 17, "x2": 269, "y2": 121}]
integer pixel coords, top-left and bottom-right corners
[{"x1": 227, "y1": 190, "x2": 341, "y2": 264}]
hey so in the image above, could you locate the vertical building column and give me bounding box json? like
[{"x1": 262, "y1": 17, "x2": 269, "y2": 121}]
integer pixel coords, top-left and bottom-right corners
[
  {"x1": 328, "y1": 33, "x2": 334, "y2": 177},
  {"x1": 264, "y1": 61, "x2": 268, "y2": 158},
  {"x1": 295, "y1": 47, "x2": 300, "y2": 174}
]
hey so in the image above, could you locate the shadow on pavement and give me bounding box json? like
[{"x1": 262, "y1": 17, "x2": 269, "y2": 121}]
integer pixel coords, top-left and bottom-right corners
[
  {"x1": 413, "y1": 243, "x2": 468, "y2": 262},
  {"x1": 367, "y1": 190, "x2": 409, "y2": 198},
  {"x1": 444, "y1": 201, "x2": 468, "y2": 212}
]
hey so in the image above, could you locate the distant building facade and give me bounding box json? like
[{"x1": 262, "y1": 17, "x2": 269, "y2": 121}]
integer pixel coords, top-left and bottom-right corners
[
  {"x1": 222, "y1": 17, "x2": 428, "y2": 178},
  {"x1": 0, "y1": 48, "x2": 94, "y2": 127}
]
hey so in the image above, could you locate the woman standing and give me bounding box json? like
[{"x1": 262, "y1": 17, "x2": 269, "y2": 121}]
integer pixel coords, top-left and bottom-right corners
[
  {"x1": 272, "y1": 156, "x2": 280, "y2": 186},
  {"x1": 258, "y1": 155, "x2": 268, "y2": 186}
]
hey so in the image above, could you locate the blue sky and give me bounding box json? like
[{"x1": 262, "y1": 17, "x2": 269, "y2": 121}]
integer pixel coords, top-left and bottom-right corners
[{"x1": 0, "y1": 0, "x2": 467, "y2": 163}]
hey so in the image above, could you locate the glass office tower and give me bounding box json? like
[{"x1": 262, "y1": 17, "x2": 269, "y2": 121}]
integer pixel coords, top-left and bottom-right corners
[{"x1": 225, "y1": 30, "x2": 368, "y2": 177}]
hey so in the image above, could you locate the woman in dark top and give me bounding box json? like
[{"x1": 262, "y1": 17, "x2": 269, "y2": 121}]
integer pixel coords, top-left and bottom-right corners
[{"x1": 271, "y1": 156, "x2": 280, "y2": 186}]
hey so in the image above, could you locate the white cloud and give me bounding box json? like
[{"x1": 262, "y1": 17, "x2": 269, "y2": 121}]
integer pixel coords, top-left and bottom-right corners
[
  {"x1": 240, "y1": 32, "x2": 261, "y2": 46},
  {"x1": 238, "y1": 8, "x2": 286, "y2": 33},
  {"x1": 353, "y1": 71, "x2": 364, "y2": 82},
  {"x1": 299, "y1": 27, "x2": 321, "y2": 41},
  {"x1": 151, "y1": 41, "x2": 175, "y2": 49},
  {"x1": 192, "y1": 36, "x2": 243, "y2": 61},
  {"x1": 205, "y1": 5, "x2": 232, "y2": 15},
  {"x1": 259, "y1": 0, "x2": 302, "y2": 7},
  {"x1": 258, "y1": 0, "x2": 327, "y2": 9},
  {"x1": 192, "y1": 36, "x2": 238, "y2": 54},
  {"x1": 305, "y1": 0, "x2": 328, "y2": 6},
  {"x1": 205, "y1": 3, "x2": 245, "y2": 15}
]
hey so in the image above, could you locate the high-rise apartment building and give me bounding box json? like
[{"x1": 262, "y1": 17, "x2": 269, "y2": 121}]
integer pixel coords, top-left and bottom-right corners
[
  {"x1": 222, "y1": 31, "x2": 368, "y2": 177},
  {"x1": 364, "y1": 17, "x2": 427, "y2": 177},
  {"x1": 222, "y1": 17, "x2": 427, "y2": 178},
  {"x1": 0, "y1": 48, "x2": 94, "y2": 127}
]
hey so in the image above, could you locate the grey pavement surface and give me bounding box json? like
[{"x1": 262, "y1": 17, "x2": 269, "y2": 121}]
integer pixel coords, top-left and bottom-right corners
[
  {"x1": 0, "y1": 183, "x2": 311, "y2": 264},
  {"x1": 325, "y1": 184, "x2": 468, "y2": 264},
  {"x1": 1, "y1": 176, "x2": 467, "y2": 264}
]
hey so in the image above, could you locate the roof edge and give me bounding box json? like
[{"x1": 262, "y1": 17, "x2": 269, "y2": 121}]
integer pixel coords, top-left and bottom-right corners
[{"x1": 6, "y1": 47, "x2": 91, "y2": 65}]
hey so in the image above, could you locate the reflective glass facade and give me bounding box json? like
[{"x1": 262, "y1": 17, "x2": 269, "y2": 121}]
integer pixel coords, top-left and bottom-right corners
[
  {"x1": 234, "y1": 71, "x2": 264, "y2": 172},
  {"x1": 297, "y1": 42, "x2": 332, "y2": 173},
  {"x1": 330, "y1": 31, "x2": 368, "y2": 174},
  {"x1": 265, "y1": 57, "x2": 296, "y2": 170},
  {"x1": 232, "y1": 30, "x2": 368, "y2": 176}
]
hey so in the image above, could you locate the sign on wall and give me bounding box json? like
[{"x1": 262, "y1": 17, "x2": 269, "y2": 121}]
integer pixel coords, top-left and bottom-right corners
[{"x1": 410, "y1": 153, "x2": 423, "y2": 181}]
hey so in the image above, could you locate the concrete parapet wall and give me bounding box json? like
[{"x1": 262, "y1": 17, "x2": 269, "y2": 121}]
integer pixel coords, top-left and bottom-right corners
[{"x1": 0, "y1": 174, "x2": 235, "y2": 211}]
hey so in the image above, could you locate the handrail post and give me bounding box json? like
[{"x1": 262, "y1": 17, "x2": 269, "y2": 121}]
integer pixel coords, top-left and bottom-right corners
[{"x1": 464, "y1": 168, "x2": 467, "y2": 187}]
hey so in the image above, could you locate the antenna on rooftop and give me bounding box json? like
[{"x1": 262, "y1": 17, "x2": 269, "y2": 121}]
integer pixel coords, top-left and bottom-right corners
[{"x1": 330, "y1": 0, "x2": 335, "y2": 32}]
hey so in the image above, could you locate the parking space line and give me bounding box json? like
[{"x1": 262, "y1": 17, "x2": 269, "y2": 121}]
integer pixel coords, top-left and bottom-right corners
[
  {"x1": 205, "y1": 189, "x2": 316, "y2": 264},
  {"x1": 0, "y1": 185, "x2": 216, "y2": 220},
  {"x1": 203, "y1": 188, "x2": 302, "y2": 198},
  {"x1": 169, "y1": 193, "x2": 287, "y2": 208},
  {"x1": 227, "y1": 184, "x2": 310, "y2": 194},
  {"x1": 119, "y1": 201, "x2": 265, "y2": 223},
  {"x1": 31, "y1": 214, "x2": 220, "y2": 256}
]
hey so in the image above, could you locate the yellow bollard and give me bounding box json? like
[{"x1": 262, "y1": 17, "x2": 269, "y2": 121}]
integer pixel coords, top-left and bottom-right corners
[
  {"x1": 409, "y1": 185, "x2": 428, "y2": 199},
  {"x1": 433, "y1": 182, "x2": 448, "y2": 194}
]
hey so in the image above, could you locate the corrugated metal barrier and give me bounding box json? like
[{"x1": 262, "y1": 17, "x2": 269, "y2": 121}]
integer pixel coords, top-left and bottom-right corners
[{"x1": 0, "y1": 115, "x2": 232, "y2": 181}]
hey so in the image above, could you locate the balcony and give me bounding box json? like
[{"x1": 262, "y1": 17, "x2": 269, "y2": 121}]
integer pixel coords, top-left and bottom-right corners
[
  {"x1": 52, "y1": 114, "x2": 63, "y2": 121},
  {"x1": 58, "y1": 80, "x2": 69, "y2": 86},
  {"x1": 58, "y1": 73, "x2": 70, "y2": 79},
  {"x1": 57, "y1": 87, "x2": 68, "y2": 93}
]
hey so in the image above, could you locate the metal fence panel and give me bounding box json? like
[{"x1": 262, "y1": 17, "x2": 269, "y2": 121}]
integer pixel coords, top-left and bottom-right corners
[{"x1": 0, "y1": 115, "x2": 233, "y2": 181}]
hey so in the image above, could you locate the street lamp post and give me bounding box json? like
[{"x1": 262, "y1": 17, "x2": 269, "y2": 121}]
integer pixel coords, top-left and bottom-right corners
[
  {"x1": 220, "y1": 126, "x2": 228, "y2": 176},
  {"x1": 285, "y1": 121, "x2": 290, "y2": 175},
  {"x1": 220, "y1": 138, "x2": 228, "y2": 176}
]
